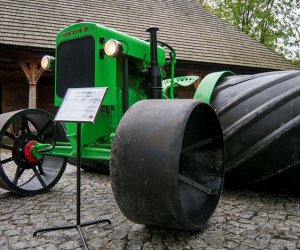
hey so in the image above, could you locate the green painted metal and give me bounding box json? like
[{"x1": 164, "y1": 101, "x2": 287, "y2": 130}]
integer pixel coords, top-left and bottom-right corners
[
  {"x1": 82, "y1": 147, "x2": 111, "y2": 160},
  {"x1": 193, "y1": 71, "x2": 234, "y2": 103},
  {"x1": 50, "y1": 22, "x2": 167, "y2": 158},
  {"x1": 33, "y1": 142, "x2": 73, "y2": 159},
  {"x1": 162, "y1": 75, "x2": 199, "y2": 98},
  {"x1": 36, "y1": 22, "x2": 168, "y2": 160},
  {"x1": 169, "y1": 49, "x2": 176, "y2": 99},
  {"x1": 36, "y1": 22, "x2": 231, "y2": 162},
  {"x1": 34, "y1": 143, "x2": 110, "y2": 160}
]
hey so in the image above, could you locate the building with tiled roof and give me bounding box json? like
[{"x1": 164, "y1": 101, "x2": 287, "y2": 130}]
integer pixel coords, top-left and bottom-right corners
[{"x1": 0, "y1": 0, "x2": 297, "y2": 113}]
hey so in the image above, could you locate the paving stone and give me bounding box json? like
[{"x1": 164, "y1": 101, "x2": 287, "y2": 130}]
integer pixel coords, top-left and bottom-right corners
[
  {"x1": 104, "y1": 239, "x2": 127, "y2": 250},
  {"x1": 297, "y1": 240, "x2": 300, "y2": 249},
  {"x1": 126, "y1": 242, "x2": 143, "y2": 250},
  {"x1": 110, "y1": 229, "x2": 128, "y2": 240},
  {"x1": 1, "y1": 148, "x2": 300, "y2": 249},
  {"x1": 225, "y1": 241, "x2": 238, "y2": 249},
  {"x1": 35, "y1": 244, "x2": 58, "y2": 250},
  {"x1": 143, "y1": 241, "x2": 167, "y2": 250},
  {"x1": 59, "y1": 240, "x2": 81, "y2": 250},
  {"x1": 269, "y1": 238, "x2": 297, "y2": 249},
  {"x1": 187, "y1": 238, "x2": 208, "y2": 248}
]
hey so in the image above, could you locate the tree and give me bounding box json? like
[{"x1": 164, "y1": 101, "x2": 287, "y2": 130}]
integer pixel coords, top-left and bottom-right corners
[{"x1": 200, "y1": 0, "x2": 300, "y2": 64}]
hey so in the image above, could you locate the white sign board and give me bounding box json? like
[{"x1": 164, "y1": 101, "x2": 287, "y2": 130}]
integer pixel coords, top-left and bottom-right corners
[{"x1": 55, "y1": 87, "x2": 108, "y2": 123}]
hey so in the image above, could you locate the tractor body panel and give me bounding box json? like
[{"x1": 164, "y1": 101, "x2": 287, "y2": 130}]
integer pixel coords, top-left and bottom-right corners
[{"x1": 54, "y1": 22, "x2": 166, "y2": 148}]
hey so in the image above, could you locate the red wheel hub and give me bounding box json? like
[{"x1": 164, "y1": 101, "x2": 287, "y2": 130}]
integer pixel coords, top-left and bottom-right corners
[{"x1": 24, "y1": 140, "x2": 39, "y2": 164}]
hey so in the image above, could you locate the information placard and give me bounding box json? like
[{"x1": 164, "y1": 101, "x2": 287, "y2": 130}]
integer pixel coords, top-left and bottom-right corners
[{"x1": 54, "y1": 87, "x2": 108, "y2": 123}]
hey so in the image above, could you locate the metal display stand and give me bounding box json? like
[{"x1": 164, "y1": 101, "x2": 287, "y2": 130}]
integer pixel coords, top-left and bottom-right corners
[{"x1": 33, "y1": 88, "x2": 111, "y2": 250}]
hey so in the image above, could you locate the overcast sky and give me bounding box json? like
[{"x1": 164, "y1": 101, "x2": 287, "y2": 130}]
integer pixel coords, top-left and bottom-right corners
[{"x1": 277, "y1": 7, "x2": 300, "y2": 59}]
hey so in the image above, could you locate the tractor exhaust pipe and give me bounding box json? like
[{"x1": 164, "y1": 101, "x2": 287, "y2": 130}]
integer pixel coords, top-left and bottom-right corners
[{"x1": 146, "y1": 27, "x2": 162, "y2": 99}]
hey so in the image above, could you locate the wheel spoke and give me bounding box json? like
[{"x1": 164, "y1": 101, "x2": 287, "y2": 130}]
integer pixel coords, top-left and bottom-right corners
[
  {"x1": 37, "y1": 163, "x2": 44, "y2": 175},
  {"x1": 13, "y1": 166, "x2": 25, "y2": 184},
  {"x1": 181, "y1": 138, "x2": 213, "y2": 154},
  {"x1": 41, "y1": 135, "x2": 51, "y2": 143},
  {"x1": 178, "y1": 174, "x2": 215, "y2": 195},
  {"x1": 21, "y1": 116, "x2": 31, "y2": 135},
  {"x1": 1, "y1": 157, "x2": 13, "y2": 165},
  {"x1": 1, "y1": 144, "x2": 14, "y2": 151},
  {"x1": 32, "y1": 166, "x2": 47, "y2": 187},
  {"x1": 25, "y1": 122, "x2": 32, "y2": 134},
  {"x1": 5, "y1": 131, "x2": 16, "y2": 141},
  {"x1": 37, "y1": 120, "x2": 52, "y2": 139}
]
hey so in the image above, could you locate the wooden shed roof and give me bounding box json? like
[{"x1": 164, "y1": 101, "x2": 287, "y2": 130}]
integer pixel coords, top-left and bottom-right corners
[{"x1": 0, "y1": 0, "x2": 297, "y2": 70}]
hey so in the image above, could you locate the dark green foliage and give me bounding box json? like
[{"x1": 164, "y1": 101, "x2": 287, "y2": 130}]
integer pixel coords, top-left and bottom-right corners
[{"x1": 200, "y1": 0, "x2": 300, "y2": 66}]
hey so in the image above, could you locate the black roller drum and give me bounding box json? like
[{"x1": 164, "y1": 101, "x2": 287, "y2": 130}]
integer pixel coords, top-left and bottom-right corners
[
  {"x1": 210, "y1": 71, "x2": 300, "y2": 188},
  {"x1": 110, "y1": 99, "x2": 224, "y2": 231}
]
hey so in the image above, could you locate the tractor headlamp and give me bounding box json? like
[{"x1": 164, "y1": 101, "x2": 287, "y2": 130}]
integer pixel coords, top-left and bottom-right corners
[
  {"x1": 104, "y1": 39, "x2": 123, "y2": 57},
  {"x1": 41, "y1": 55, "x2": 55, "y2": 71}
]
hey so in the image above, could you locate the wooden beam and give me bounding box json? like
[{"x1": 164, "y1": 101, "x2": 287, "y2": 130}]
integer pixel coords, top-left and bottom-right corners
[
  {"x1": 0, "y1": 48, "x2": 53, "y2": 63},
  {"x1": 18, "y1": 61, "x2": 31, "y2": 83},
  {"x1": 35, "y1": 66, "x2": 44, "y2": 82},
  {"x1": 18, "y1": 61, "x2": 45, "y2": 108}
]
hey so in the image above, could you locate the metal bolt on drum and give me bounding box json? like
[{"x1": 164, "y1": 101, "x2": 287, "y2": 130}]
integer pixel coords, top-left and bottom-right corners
[
  {"x1": 110, "y1": 100, "x2": 225, "y2": 231},
  {"x1": 0, "y1": 109, "x2": 68, "y2": 196}
]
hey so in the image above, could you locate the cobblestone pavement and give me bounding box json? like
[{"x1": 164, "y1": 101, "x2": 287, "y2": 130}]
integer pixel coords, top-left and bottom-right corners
[{"x1": 0, "y1": 157, "x2": 300, "y2": 249}]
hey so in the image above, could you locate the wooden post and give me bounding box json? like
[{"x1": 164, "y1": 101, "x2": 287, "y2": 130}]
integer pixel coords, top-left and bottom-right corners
[{"x1": 18, "y1": 61, "x2": 44, "y2": 109}]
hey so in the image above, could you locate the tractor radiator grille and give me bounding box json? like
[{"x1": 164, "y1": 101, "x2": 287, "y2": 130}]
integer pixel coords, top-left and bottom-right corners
[{"x1": 57, "y1": 36, "x2": 95, "y2": 98}]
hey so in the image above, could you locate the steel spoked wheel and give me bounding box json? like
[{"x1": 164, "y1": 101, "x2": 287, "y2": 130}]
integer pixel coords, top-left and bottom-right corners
[{"x1": 0, "y1": 109, "x2": 67, "y2": 196}]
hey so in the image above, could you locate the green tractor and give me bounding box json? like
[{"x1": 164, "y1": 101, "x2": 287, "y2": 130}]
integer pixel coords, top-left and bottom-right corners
[{"x1": 1, "y1": 21, "x2": 299, "y2": 231}]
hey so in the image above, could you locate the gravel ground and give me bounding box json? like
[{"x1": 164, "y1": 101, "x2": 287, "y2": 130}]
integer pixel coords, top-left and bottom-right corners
[{"x1": 0, "y1": 150, "x2": 300, "y2": 249}]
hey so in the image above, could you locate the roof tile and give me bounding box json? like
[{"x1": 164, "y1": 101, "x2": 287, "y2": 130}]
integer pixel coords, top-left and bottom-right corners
[{"x1": 0, "y1": 0, "x2": 296, "y2": 70}]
